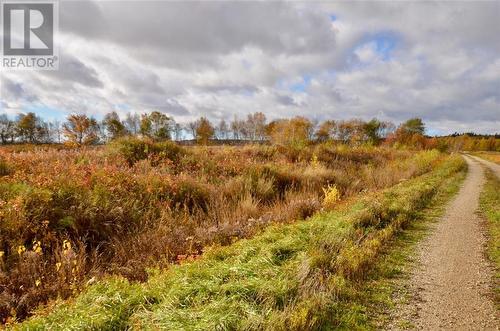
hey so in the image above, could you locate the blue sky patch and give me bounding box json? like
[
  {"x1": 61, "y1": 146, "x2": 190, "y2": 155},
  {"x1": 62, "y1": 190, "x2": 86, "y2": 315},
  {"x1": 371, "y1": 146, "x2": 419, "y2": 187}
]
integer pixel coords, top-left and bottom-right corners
[{"x1": 290, "y1": 74, "x2": 312, "y2": 93}]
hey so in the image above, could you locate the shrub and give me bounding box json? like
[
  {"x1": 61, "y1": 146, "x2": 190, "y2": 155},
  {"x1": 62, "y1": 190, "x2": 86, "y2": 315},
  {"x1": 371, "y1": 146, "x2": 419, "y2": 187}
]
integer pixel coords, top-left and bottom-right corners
[
  {"x1": 109, "y1": 136, "x2": 152, "y2": 166},
  {"x1": 153, "y1": 140, "x2": 185, "y2": 163},
  {"x1": 109, "y1": 136, "x2": 185, "y2": 166},
  {"x1": 322, "y1": 185, "x2": 341, "y2": 209},
  {"x1": 0, "y1": 158, "x2": 11, "y2": 176},
  {"x1": 173, "y1": 177, "x2": 212, "y2": 212}
]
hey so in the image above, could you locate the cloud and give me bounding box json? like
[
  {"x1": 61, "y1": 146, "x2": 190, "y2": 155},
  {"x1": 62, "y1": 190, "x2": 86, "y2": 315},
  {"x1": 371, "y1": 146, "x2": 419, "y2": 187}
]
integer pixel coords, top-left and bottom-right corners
[
  {"x1": 1, "y1": 76, "x2": 38, "y2": 103},
  {"x1": 1, "y1": 1, "x2": 499, "y2": 134},
  {"x1": 42, "y1": 52, "x2": 103, "y2": 88}
]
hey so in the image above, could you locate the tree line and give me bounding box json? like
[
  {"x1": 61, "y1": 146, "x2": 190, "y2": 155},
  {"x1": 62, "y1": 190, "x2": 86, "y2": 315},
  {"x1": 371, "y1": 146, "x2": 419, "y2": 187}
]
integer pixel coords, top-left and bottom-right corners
[{"x1": 0, "y1": 111, "x2": 498, "y2": 150}]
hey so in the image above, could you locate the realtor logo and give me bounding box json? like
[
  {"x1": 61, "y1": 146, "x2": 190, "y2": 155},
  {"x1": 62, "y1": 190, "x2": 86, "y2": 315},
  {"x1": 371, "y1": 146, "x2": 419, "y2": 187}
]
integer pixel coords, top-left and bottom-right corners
[{"x1": 1, "y1": 1, "x2": 59, "y2": 70}]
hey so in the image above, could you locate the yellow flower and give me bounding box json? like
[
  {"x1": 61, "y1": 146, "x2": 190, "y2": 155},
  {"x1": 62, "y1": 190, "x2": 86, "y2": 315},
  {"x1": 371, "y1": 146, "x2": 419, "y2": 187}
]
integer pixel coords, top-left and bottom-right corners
[
  {"x1": 35, "y1": 279, "x2": 41, "y2": 287},
  {"x1": 322, "y1": 184, "x2": 341, "y2": 209},
  {"x1": 311, "y1": 153, "x2": 320, "y2": 168},
  {"x1": 17, "y1": 245, "x2": 26, "y2": 255},
  {"x1": 55, "y1": 262, "x2": 62, "y2": 271},
  {"x1": 32, "y1": 240, "x2": 42, "y2": 254},
  {"x1": 62, "y1": 240, "x2": 71, "y2": 253}
]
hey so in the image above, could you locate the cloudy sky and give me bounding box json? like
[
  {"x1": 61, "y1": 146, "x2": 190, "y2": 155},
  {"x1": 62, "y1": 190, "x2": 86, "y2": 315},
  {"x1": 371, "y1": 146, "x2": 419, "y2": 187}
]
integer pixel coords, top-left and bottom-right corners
[{"x1": 1, "y1": 1, "x2": 499, "y2": 135}]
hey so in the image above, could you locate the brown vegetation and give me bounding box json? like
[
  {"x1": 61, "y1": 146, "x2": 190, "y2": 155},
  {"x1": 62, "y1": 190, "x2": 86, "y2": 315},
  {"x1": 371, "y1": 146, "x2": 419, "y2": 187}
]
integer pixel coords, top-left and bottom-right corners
[{"x1": 0, "y1": 141, "x2": 440, "y2": 323}]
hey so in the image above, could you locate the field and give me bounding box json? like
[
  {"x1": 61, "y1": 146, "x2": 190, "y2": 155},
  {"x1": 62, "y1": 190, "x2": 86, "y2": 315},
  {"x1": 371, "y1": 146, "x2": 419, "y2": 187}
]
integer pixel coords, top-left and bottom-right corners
[
  {"x1": 0, "y1": 140, "x2": 453, "y2": 325},
  {"x1": 473, "y1": 151, "x2": 500, "y2": 165},
  {"x1": 3, "y1": 147, "x2": 466, "y2": 330}
]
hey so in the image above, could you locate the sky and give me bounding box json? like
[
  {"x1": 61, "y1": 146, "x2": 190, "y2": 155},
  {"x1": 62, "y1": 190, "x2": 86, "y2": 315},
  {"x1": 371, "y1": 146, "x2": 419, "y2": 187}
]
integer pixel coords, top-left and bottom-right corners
[{"x1": 1, "y1": 1, "x2": 499, "y2": 135}]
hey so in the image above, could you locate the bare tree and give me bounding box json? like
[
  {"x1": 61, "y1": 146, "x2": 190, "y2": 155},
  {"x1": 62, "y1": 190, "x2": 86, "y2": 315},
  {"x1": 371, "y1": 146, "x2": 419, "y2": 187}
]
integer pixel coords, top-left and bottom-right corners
[
  {"x1": 216, "y1": 119, "x2": 229, "y2": 140},
  {"x1": 187, "y1": 121, "x2": 199, "y2": 140},
  {"x1": 173, "y1": 122, "x2": 183, "y2": 141},
  {"x1": 246, "y1": 112, "x2": 267, "y2": 141},
  {"x1": 0, "y1": 114, "x2": 16, "y2": 144},
  {"x1": 124, "y1": 113, "x2": 140, "y2": 135}
]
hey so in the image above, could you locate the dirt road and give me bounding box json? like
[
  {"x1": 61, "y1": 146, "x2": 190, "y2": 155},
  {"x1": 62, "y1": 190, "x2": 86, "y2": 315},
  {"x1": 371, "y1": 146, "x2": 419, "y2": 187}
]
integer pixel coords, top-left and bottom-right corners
[
  {"x1": 391, "y1": 155, "x2": 498, "y2": 330},
  {"x1": 469, "y1": 154, "x2": 500, "y2": 178}
]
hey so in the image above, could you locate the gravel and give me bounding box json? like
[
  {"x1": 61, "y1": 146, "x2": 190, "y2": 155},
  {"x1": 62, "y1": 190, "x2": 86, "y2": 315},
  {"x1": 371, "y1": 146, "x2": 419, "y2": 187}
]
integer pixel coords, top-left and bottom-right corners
[{"x1": 389, "y1": 155, "x2": 499, "y2": 330}]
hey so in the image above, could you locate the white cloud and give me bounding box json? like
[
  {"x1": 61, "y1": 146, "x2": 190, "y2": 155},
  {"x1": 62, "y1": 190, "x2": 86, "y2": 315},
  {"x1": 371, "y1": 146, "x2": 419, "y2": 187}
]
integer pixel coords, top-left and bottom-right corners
[{"x1": 1, "y1": 1, "x2": 499, "y2": 134}]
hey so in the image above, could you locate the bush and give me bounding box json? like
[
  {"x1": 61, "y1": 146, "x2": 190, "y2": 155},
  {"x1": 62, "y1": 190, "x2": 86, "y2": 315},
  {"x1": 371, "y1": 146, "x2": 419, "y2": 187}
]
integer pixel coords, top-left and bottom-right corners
[
  {"x1": 0, "y1": 158, "x2": 12, "y2": 176},
  {"x1": 173, "y1": 177, "x2": 212, "y2": 212},
  {"x1": 109, "y1": 136, "x2": 152, "y2": 166},
  {"x1": 109, "y1": 137, "x2": 186, "y2": 166},
  {"x1": 322, "y1": 185, "x2": 340, "y2": 209},
  {"x1": 153, "y1": 140, "x2": 185, "y2": 163}
]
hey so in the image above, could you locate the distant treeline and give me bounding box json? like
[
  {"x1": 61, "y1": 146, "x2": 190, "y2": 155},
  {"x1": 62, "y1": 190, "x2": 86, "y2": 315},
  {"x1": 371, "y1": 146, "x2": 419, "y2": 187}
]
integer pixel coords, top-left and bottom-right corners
[{"x1": 0, "y1": 111, "x2": 498, "y2": 151}]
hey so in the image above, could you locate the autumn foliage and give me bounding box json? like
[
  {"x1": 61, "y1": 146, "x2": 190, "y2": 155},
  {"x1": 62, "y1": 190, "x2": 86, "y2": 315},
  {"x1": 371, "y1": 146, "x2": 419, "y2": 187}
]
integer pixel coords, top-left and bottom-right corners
[{"x1": 0, "y1": 140, "x2": 446, "y2": 323}]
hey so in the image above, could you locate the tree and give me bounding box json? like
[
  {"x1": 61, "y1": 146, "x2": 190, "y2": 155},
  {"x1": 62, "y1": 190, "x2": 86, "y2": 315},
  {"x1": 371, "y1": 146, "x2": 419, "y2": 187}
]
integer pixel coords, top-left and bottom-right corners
[
  {"x1": 363, "y1": 118, "x2": 384, "y2": 145},
  {"x1": 330, "y1": 119, "x2": 367, "y2": 145},
  {"x1": 140, "y1": 111, "x2": 172, "y2": 140},
  {"x1": 149, "y1": 111, "x2": 172, "y2": 140},
  {"x1": 63, "y1": 114, "x2": 99, "y2": 145},
  {"x1": 49, "y1": 120, "x2": 62, "y2": 143},
  {"x1": 246, "y1": 112, "x2": 267, "y2": 141},
  {"x1": 173, "y1": 123, "x2": 183, "y2": 141},
  {"x1": 216, "y1": 119, "x2": 229, "y2": 140},
  {"x1": 0, "y1": 114, "x2": 16, "y2": 144},
  {"x1": 230, "y1": 116, "x2": 245, "y2": 140},
  {"x1": 387, "y1": 118, "x2": 427, "y2": 148},
  {"x1": 15, "y1": 112, "x2": 49, "y2": 143},
  {"x1": 392, "y1": 118, "x2": 426, "y2": 146},
  {"x1": 401, "y1": 118, "x2": 425, "y2": 135},
  {"x1": 315, "y1": 120, "x2": 336, "y2": 142},
  {"x1": 35, "y1": 120, "x2": 51, "y2": 143},
  {"x1": 187, "y1": 121, "x2": 199, "y2": 140},
  {"x1": 124, "y1": 113, "x2": 140, "y2": 135},
  {"x1": 268, "y1": 116, "x2": 313, "y2": 147},
  {"x1": 195, "y1": 117, "x2": 215, "y2": 145},
  {"x1": 140, "y1": 114, "x2": 152, "y2": 137},
  {"x1": 16, "y1": 112, "x2": 37, "y2": 143},
  {"x1": 103, "y1": 111, "x2": 127, "y2": 140}
]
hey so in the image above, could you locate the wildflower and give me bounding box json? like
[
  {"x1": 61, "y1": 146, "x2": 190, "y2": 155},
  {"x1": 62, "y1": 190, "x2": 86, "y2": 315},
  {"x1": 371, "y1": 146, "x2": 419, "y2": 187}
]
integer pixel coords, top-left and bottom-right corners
[
  {"x1": 35, "y1": 279, "x2": 41, "y2": 287},
  {"x1": 62, "y1": 240, "x2": 71, "y2": 253},
  {"x1": 322, "y1": 184, "x2": 341, "y2": 209},
  {"x1": 32, "y1": 240, "x2": 42, "y2": 254},
  {"x1": 17, "y1": 245, "x2": 26, "y2": 255},
  {"x1": 311, "y1": 153, "x2": 320, "y2": 168}
]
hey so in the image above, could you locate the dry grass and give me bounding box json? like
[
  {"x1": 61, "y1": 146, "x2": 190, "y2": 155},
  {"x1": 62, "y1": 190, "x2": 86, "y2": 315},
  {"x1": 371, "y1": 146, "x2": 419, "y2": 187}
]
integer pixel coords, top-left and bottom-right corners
[
  {"x1": 0, "y1": 140, "x2": 442, "y2": 323},
  {"x1": 473, "y1": 151, "x2": 500, "y2": 165},
  {"x1": 12, "y1": 154, "x2": 465, "y2": 330}
]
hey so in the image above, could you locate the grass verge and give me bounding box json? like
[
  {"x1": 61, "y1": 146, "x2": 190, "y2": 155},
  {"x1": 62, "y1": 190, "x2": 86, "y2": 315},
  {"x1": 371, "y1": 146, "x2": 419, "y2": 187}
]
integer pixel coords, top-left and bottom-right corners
[
  {"x1": 12, "y1": 155, "x2": 466, "y2": 330},
  {"x1": 479, "y1": 169, "x2": 500, "y2": 306},
  {"x1": 358, "y1": 158, "x2": 467, "y2": 329},
  {"x1": 472, "y1": 151, "x2": 500, "y2": 165}
]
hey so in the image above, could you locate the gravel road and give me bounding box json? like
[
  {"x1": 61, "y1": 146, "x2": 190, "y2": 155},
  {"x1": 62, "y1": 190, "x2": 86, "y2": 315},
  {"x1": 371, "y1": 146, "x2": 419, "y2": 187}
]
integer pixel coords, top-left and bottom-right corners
[{"x1": 390, "y1": 155, "x2": 498, "y2": 330}]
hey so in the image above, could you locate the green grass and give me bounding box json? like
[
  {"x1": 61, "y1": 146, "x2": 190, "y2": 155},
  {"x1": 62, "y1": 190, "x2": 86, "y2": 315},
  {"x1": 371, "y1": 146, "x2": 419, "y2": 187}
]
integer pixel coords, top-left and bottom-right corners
[
  {"x1": 12, "y1": 155, "x2": 466, "y2": 331},
  {"x1": 479, "y1": 169, "x2": 500, "y2": 305},
  {"x1": 358, "y1": 159, "x2": 466, "y2": 329}
]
